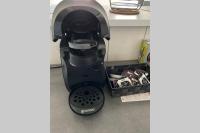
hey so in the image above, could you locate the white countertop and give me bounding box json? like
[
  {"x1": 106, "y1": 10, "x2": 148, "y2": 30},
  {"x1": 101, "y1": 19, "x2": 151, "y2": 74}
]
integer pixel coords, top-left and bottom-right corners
[
  {"x1": 105, "y1": 6, "x2": 150, "y2": 26},
  {"x1": 50, "y1": 0, "x2": 150, "y2": 27}
]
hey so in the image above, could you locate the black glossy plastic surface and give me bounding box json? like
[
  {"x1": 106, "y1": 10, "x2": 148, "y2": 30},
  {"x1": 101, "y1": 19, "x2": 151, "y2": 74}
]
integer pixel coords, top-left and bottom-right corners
[{"x1": 69, "y1": 85, "x2": 104, "y2": 115}]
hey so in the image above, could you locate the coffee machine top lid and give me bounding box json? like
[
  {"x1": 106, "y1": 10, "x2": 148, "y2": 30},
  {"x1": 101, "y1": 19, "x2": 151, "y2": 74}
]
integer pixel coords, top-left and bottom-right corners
[{"x1": 51, "y1": 0, "x2": 110, "y2": 42}]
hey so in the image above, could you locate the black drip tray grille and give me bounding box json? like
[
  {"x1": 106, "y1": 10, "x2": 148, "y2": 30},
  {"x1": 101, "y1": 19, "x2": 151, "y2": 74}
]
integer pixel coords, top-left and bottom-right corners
[{"x1": 69, "y1": 85, "x2": 104, "y2": 115}]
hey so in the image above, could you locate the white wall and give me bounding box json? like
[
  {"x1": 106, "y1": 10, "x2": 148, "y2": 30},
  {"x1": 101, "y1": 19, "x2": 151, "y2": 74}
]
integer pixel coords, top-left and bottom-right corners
[
  {"x1": 108, "y1": 26, "x2": 148, "y2": 61},
  {"x1": 50, "y1": 41, "x2": 61, "y2": 65},
  {"x1": 50, "y1": 26, "x2": 150, "y2": 64}
]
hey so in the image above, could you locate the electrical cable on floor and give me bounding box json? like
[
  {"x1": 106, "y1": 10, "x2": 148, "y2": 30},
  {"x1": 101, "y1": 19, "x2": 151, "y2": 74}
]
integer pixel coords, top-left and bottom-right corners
[{"x1": 50, "y1": 64, "x2": 62, "y2": 69}]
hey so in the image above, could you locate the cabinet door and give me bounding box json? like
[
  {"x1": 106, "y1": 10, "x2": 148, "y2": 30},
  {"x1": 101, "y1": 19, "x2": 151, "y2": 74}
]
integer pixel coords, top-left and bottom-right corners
[
  {"x1": 50, "y1": 30, "x2": 61, "y2": 65},
  {"x1": 108, "y1": 26, "x2": 146, "y2": 61}
]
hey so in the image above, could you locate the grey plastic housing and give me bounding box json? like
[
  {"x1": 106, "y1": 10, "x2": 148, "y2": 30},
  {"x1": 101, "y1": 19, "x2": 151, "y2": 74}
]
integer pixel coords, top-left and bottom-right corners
[{"x1": 51, "y1": 0, "x2": 110, "y2": 42}]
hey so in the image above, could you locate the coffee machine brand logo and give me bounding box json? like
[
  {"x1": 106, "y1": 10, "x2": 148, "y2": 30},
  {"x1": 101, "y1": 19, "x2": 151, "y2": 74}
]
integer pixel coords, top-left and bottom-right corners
[{"x1": 81, "y1": 108, "x2": 95, "y2": 114}]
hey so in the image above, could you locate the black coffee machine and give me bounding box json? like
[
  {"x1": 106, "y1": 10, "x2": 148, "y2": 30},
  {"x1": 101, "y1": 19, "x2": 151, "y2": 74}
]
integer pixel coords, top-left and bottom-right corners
[{"x1": 51, "y1": 0, "x2": 110, "y2": 115}]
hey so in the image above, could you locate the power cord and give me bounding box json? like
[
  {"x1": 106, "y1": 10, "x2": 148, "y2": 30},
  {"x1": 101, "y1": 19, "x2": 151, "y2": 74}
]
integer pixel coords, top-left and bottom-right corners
[
  {"x1": 50, "y1": 64, "x2": 62, "y2": 69},
  {"x1": 143, "y1": 26, "x2": 148, "y2": 40}
]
